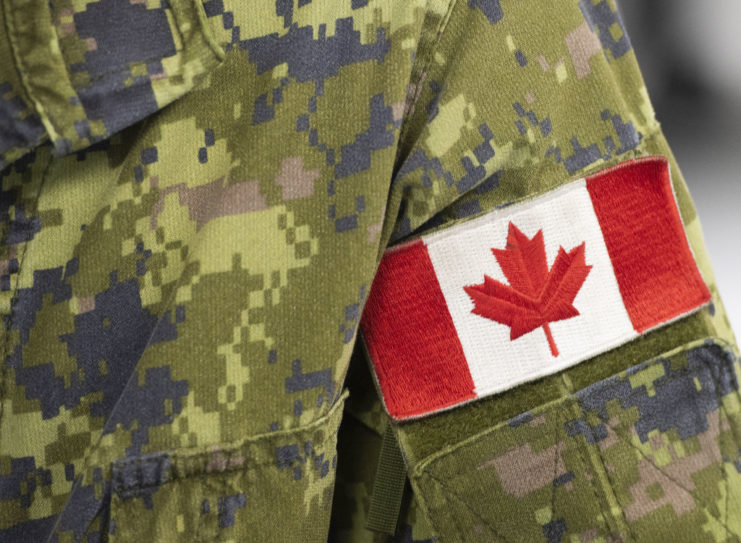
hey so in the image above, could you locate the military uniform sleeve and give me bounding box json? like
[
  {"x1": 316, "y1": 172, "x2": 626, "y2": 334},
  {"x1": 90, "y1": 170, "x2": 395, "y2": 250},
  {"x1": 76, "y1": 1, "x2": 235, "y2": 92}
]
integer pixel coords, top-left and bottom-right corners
[{"x1": 341, "y1": 1, "x2": 741, "y2": 542}]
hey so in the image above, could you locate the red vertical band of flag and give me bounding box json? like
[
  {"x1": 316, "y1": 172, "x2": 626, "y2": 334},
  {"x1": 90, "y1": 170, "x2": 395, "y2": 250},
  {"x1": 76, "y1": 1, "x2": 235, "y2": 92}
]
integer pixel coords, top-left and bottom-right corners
[
  {"x1": 586, "y1": 157, "x2": 711, "y2": 333},
  {"x1": 360, "y1": 240, "x2": 475, "y2": 419}
]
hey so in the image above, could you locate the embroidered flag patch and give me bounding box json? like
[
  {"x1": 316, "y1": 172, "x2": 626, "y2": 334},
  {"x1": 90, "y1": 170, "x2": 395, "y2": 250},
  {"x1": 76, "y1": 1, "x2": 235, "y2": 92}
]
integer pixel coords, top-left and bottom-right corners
[{"x1": 361, "y1": 157, "x2": 711, "y2": 420}]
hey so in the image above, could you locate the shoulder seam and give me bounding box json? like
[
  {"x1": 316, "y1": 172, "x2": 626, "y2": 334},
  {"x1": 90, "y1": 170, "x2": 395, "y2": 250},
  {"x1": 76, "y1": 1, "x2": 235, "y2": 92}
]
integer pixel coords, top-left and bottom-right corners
[{"x1": 396, "y1": 0, "x2": 460, "y2": 151}]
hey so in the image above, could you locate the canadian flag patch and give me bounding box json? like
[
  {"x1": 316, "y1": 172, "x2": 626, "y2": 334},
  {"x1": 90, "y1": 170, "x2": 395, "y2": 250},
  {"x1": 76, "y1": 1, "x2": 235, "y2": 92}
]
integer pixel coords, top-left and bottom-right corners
[{"x1": 361, "y1": 157, "x2": 711, "y2": 420}]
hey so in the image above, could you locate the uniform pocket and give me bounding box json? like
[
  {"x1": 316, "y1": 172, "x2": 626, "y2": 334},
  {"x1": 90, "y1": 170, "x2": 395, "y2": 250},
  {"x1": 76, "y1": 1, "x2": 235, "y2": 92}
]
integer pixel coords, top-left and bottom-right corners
[
  {"x1": 107, "y1": 390, "x2": 347, "y2": 542},
  {"x1": 402, "y1": 340, "x2": 741, "y2": 542}
]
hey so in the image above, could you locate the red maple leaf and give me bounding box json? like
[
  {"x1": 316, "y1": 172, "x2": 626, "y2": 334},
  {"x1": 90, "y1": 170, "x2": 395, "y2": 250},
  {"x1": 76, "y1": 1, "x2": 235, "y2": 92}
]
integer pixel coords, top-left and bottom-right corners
[{"x1": 463, "y1": 222, "x2": 592, "y2": 357}]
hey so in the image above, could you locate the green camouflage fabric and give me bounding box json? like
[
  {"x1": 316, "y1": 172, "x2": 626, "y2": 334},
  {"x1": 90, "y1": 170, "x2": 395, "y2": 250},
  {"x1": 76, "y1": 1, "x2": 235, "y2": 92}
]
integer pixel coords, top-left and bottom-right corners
[
  {"x1": 0, "y1": 0, "x2": 738, "y2": 541},
  {"x1": 391, "y1": 339, "x2": 741, "y2": 542}
]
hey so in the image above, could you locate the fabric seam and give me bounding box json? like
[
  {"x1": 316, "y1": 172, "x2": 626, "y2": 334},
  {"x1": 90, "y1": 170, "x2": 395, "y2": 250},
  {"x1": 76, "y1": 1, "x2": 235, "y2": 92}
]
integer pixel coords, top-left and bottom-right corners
[
  {"x1": 395, "y1": 0, "x2": 459, "y2": 156},
  {"x1": 423, "y1": 470, "x2": 510, "y2": 543},
  {"x1": 2, "y1": 0, "x2": 66, "y2": 143},
  {"x1": 52, "y1": 0, "x2": 224, "y2": 89},
  {"x1": 110, "y1": 389, "x2": 349, "y2": 492},
  {"x1": 566, "y1": 399, "x2": 615, "y2": 538},
  {"x1": 192, "y1": 0, "x2": 226, "y2": 61}
]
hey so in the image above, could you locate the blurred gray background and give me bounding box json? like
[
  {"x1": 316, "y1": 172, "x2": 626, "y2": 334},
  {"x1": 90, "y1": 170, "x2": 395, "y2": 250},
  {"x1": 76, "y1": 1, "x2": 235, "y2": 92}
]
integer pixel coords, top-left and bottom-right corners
[{"x1": 621, "y1": 0, "x2": 741, "y2": 335}]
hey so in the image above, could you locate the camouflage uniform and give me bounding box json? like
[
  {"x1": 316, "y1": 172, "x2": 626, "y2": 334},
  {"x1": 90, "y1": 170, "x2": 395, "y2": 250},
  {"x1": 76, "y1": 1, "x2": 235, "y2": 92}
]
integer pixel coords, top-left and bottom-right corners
[{"x1": 0, "y1": 0, "x2": 738, "y2": 541}]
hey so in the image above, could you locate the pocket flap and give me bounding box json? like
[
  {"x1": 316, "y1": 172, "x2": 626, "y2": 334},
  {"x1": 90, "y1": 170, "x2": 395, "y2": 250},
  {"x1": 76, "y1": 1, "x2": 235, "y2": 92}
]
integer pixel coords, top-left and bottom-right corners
[{"x1": 403, "y1": 340, "x2": 741, "y2": 542}]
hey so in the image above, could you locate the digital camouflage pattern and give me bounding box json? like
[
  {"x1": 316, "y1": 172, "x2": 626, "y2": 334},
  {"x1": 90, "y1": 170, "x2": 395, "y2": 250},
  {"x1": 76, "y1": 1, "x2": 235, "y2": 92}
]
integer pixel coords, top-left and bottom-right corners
[
  {"x1": 395, "y1": 340, "x2": 741, "y2": 542},
  {"x1": 0, "y1": 0, "x2": 738, "y2": 541}
]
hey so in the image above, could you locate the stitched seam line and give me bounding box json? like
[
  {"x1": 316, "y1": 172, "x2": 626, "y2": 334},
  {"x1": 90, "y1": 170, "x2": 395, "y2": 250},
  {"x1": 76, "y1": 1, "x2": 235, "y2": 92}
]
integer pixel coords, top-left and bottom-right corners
[
  {"x1": 395, "y1": 0, "x2": 459, "y2": 152},
  {"x1": 53, "y1": 0, "x2": 220, "y2": 88},
  {"x1": 549, "y1": 410, "x2": 561, "y2": 538},
  {"x1": 2, "y1": 0, "x2": 67, "y2": 143},
  {"x1": 424, "y1": 470, "x2": 509, "y2": 543},
  {"x1": 575, "y1": 393, "x2": 636, "y2": 542},
  {"x1": 587, "y1": 378, "x2": 726, "y2": 529},
  {"x1": 109, "y1": 390, "x2": 348, "y2": 493},
  {"x1": 66, "y1": 59, "x2": 179, "y2": 88},
  {"x1": 112, "y1": 437, "x2": 334, "y2": 494},
  {"x1": 566, "y1": 398, "x2": 613, "y2": 539},
  {"x1": 191, "y1": 0, "x2": 225, "y2": 61}
]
